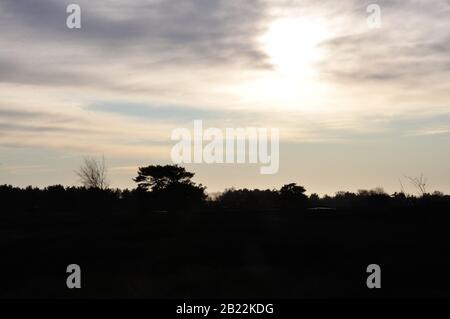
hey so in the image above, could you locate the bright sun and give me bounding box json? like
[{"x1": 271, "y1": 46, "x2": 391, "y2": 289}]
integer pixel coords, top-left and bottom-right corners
[
  {"x1": 229, "y1": 16, "x2": 333, "y2": 110},
  {"x1": 260, "y1": 17, "x2": 330, "y2": 77}
]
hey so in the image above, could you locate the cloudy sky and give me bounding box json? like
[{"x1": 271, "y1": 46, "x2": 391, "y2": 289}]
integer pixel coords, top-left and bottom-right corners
[{"x1": 0, "y1": 0, "x2": 449, "y2": 195}]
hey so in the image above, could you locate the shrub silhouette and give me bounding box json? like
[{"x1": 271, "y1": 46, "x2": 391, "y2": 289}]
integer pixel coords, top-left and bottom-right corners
[{"x1": 217, "y1": 188, "x2": 279, "y2": 212}]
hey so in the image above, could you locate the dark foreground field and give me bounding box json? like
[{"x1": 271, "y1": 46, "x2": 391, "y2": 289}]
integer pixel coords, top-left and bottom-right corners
[{"x1": 1, "y1": 208, "x2": 449, "y2": 298}]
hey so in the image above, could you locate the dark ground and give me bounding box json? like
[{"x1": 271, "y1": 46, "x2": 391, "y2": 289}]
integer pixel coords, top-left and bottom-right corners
[{"x1": 1, "y1": 208, "x2": 449, "y2": 298}]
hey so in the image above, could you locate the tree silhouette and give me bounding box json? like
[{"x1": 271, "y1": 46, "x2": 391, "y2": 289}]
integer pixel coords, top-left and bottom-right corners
[
  {"x1": 133, "y1": 165, "x2": 194, "y2": 191},
  {"x1": 133, "y1": 165, "x2": 206, "y2": 211},
  {"x1": 279, "y1": 183, "x2": 308, "y2": 211}
]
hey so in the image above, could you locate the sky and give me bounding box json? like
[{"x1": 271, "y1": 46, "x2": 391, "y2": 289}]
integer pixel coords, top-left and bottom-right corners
[{"x1": 0, "y1": 0, "x2": 449, "y2": 195}]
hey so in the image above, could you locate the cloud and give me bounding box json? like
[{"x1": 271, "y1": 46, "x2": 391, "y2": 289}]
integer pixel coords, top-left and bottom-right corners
[
  {"x1": 0, "y1": 108, "x2": 82, "y2": 123},
  {"x1": 86, "y1": 101, "x2": 227, "y2": 121},
  {"x1": 317, "y1": 0, "x2": 450, "y2": 85},
  {"x1": 0, "y1": 0, "x2": 270, "y2": 89},
  {"x1": 319, "y1": 32, "x2": 450, "y2": 83},
  {"x1": 0, "y1": 100, "x2": 174, "y2": 157}
]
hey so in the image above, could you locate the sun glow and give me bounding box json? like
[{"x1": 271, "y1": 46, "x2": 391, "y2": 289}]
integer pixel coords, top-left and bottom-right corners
[
  {"x1": 261, "y1": 17, "x2": 330, "y2": 77},
  {"x1": 231, "y1": 16, "x2": 332, "y2": 110}
]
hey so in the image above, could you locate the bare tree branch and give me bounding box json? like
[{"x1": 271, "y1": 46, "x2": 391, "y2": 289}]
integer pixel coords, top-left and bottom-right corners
[
  {"x1": 399, "y1": 178, "x2": 406, "y2": 194},
  {"x1": 76, "y1": 156, "x2": 109, "y2": 189},
  {"x1": 405, "y1": 174, "x2": 427, "y2": 196}
]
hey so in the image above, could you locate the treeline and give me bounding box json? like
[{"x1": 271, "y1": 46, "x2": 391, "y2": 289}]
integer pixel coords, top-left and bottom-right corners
[
  {"x1": 1, "y1": 164, "x2": 449, "y2": 215},
  {"x1": 1, "y1": 183, "x2": 449, "y2": 215}
]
